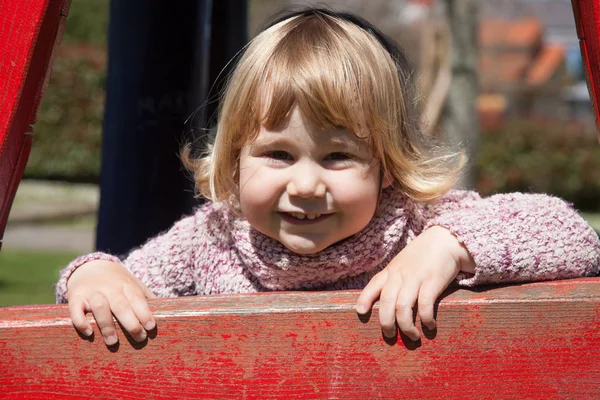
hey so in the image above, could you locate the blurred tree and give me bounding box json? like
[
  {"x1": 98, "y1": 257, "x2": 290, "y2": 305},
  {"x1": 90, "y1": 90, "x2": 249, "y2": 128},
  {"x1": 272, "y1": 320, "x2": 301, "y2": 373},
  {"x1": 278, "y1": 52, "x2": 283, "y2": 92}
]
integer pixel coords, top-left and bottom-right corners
[
  {"x1": 61, "y1": 0, "x2": 109, "y2": 46},
  {"x1": 438, "y1": 0, "x2": 479, "y2": 188},
  {"x1": 25, "y1": 0, "x2": 108, "y2": 181}
]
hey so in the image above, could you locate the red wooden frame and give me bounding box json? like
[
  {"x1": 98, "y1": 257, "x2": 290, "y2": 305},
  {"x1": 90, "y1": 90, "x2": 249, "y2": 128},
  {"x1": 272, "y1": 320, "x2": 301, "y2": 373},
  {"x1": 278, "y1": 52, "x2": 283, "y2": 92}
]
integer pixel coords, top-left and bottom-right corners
[
  {"x1": 1, "y1": 279, "x2": 600, "y2": 398},
  {"x1": 572, "y1": 0, "x2": 600, "y2": 139},
  {"x1": 0, "y1": 0, "x2": 70, "y2": 250}
]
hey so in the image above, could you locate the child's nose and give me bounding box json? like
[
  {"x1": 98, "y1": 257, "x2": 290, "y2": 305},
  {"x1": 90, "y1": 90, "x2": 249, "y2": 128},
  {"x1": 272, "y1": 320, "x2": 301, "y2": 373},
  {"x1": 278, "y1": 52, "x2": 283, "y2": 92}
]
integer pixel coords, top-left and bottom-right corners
[{"x1": 287, "y1": 164, "x2": 326, "y2": 198}]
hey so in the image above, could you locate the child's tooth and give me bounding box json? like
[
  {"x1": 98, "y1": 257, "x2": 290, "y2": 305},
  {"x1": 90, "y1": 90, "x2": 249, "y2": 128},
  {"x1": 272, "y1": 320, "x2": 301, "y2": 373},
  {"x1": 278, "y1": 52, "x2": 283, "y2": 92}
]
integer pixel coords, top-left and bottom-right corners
[
  {"x1": 291, "y1": 212, "x2": 305, "y2": 219},
  {"x1": 307, "y1": 214, "x2": 316, "y2": 220},
  {"x1": 315, "y1": 213, "x2": 321, "y2": 218}
]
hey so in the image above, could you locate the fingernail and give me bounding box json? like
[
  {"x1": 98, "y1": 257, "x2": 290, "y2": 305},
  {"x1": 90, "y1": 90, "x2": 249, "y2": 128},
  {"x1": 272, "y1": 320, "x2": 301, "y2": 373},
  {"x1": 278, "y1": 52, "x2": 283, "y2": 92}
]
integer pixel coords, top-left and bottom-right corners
[
  {"x1": 84, "y1": 328, "x2": 93, "y2": 336},
  {"x1": 144, "y1": 321, "x2": 155, "y2": 330},
  {"x1": 105, "y1": 335, "x2": 118, "y2": 346},
  {"x1": 355, "y1": 304, "x2": 366, "y2": 314}
]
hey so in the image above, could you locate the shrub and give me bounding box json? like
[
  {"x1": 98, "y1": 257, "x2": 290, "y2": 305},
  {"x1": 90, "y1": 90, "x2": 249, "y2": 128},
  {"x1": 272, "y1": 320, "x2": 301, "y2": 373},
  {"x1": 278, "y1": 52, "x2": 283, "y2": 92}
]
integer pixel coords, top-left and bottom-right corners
[
  {"x1": 25, "y1": 45, "x2": 106, "y2": 182},
  {"x1": 476, "y1": 119, "x2": 600, "y2": 211},
  {"x1": 24, "y1": 0, "x2": 108, "y2": 182},
  {"x1": 62, "y1": 0, "x2": 109, "y2": 46}
]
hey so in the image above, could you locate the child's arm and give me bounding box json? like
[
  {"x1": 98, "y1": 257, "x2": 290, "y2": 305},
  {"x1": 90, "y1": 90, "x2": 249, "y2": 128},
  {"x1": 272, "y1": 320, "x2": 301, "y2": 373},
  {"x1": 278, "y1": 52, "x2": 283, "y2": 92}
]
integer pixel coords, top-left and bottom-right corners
[
  {"x1": 357, "y1": 190, "x2": 600, "y2": 341},
  {"x1": 56, "y1": 209, "x2": 207, "y2": 345},
  {"x1": 426, "y1": 190, "x2": 600, "y2": 286}
]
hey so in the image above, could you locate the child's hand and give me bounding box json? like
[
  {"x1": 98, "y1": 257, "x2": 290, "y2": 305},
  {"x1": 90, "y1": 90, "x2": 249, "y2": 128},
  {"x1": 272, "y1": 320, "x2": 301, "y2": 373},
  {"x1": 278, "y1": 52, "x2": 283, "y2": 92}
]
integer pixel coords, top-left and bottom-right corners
[
  {"x1": 66, "y1": 260, "x2": 157, "y2": 346},
  {"x1": 356, "y1": 226, "x2": 475, "y2": 341}
]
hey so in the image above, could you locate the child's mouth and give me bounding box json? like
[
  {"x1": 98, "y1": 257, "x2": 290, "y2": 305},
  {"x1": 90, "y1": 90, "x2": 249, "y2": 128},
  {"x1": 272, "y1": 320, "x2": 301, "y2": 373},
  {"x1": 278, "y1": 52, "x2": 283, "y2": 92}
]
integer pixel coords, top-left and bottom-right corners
[{"x1": 279, "y1": 212, "x2": 332, "y2": 224}]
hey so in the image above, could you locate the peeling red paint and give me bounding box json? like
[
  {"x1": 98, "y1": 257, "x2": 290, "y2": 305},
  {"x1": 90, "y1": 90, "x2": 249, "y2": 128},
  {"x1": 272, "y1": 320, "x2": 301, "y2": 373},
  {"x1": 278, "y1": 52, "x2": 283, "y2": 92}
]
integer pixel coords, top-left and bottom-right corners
[{"x1": 2, "y1": 279, "x2": 600, "y2": 397}]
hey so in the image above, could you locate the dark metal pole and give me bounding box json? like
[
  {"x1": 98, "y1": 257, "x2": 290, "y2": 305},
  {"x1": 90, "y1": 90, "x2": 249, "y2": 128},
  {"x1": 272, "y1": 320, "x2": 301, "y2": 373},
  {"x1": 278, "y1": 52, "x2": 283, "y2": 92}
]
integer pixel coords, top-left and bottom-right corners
[{"x1": 97, "y1": 0, "x2": 247, "y2": 255}]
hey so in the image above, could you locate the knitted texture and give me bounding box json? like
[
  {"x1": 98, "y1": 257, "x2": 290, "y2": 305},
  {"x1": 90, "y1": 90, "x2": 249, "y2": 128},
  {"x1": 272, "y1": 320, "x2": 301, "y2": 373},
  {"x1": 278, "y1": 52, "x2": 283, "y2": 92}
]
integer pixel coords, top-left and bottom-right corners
[{"x1": 55, "y1": 188, "x2": 600, "y2": 302}]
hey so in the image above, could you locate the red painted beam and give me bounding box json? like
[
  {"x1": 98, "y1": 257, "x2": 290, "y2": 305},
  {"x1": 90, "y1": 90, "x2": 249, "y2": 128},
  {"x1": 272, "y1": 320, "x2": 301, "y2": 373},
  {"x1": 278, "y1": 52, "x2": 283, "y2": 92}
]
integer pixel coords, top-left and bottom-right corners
[
  {"x1": 572, "y1": 0, "x2": 600, "y2": 140},
  {"x1": 2, "y1": 279, "x2": 600, "y2": 398},
  {"x1": 0, "y1": 0, "x2": 70, "y2": 249}
]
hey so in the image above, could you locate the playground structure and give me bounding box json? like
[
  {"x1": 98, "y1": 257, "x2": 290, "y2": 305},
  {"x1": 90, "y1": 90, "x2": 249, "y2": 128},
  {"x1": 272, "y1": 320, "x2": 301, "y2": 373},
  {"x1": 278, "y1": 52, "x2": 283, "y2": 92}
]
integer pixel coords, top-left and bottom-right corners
[{"x1": 1, "y1": 0, "x2": 600, "y2": 397}]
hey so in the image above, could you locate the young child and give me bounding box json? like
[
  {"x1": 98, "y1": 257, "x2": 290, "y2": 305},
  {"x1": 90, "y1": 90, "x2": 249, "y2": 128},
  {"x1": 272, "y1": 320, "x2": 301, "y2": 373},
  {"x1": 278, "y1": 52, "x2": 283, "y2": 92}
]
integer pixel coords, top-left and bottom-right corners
[{"x1": 56, "y1": 8, "x2": 600, "y2": 346}]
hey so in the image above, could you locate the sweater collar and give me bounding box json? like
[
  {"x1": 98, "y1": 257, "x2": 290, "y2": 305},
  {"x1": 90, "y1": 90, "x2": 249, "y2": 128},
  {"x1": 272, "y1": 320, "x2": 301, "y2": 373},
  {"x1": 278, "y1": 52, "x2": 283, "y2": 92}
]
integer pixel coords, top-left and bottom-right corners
[{"x1": 230, "y1": 188, "x2": 417, "y2": 290}]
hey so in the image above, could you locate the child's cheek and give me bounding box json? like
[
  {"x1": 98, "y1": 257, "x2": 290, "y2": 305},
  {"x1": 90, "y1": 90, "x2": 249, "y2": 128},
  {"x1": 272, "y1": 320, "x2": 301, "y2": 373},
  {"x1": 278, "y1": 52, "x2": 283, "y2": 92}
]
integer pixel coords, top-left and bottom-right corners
[
  {"x1": 330, "y1": 169, "x2": 380, "y2": 224},
  {"x1": 333, "y1": 168, "x2": 381, "y2": 201},
  {"x1": 238, "y1": 164, "x2": 278, "y2": 215}
]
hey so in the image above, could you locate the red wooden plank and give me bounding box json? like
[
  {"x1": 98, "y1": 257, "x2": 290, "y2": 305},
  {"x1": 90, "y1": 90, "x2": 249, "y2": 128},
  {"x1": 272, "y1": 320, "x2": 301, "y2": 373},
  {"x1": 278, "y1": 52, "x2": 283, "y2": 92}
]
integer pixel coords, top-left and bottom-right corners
[
  {"x1": 0, "y1": 0, "x2": 70, "y2": 249},
  {"x1": 572, "y1": 0, "x2": 600, "y2": 139},
  {"x1": 1, "y1": 278, "x2": 600, "y2": 399}
]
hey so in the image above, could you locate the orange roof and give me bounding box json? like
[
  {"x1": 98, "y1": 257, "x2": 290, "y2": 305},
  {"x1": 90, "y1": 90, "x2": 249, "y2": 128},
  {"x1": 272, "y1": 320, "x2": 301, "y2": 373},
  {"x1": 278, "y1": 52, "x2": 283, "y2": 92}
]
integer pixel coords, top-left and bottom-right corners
[
  {"x1": 478, "y1": 18, "x2": 565, "y2": 88},
  {"x1": 526, "y1": 45, "x2": 565, "y2": 86},
  {"x1": 480, "y1": 18, "x2": 542, "y2": 48},
  {"x1": 480, "y1": 52, "x2": 532, "y2": 87}
]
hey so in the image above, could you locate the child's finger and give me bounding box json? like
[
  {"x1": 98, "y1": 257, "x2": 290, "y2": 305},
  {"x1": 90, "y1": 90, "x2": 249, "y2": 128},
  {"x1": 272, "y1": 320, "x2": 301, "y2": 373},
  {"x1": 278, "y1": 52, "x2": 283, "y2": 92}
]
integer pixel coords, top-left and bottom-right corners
[
  {"x1": 356, "y1": 269, "x2": 388, "y2": 314},
  {"x1": 88, "y1": 293, "x2": 119, "y2": 346},
  {"x1": 417, "y1": 282, "x2": 442, "y2": 330},
  {"x1": 108, "y1": 294, "x2": 147, "y2": 343},
  {"x1": 123, "y1": 284, "x2": 156, "y2": 331},
  {"x1": 378, "y1": 271, "x2": 403, "y2": 338},
  {"x1": 394, "y1": 281, "x2": 420, "y2": 341},
  {"x1": 67, "y1": 296, "x2": 93, "y2": 336}
]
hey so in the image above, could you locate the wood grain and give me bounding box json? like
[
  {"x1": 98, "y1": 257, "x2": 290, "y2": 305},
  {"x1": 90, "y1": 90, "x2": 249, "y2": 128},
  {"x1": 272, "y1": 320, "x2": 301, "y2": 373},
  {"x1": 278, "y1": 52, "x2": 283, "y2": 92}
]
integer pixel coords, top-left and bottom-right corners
[{"x1": 2, "y1": 279, "x2": 600, "y2": 399}]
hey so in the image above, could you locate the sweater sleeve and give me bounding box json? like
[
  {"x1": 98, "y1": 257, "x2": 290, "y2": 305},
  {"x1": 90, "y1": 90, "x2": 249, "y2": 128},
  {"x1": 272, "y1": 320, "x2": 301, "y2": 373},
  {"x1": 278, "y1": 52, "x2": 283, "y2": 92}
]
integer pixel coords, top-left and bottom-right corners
[
  {"x1": 55, "y1": 209, "x2": 207, "y2": 303},
  {"x1": 425, "y1": 190, "x2": 600, "y2": 286}
]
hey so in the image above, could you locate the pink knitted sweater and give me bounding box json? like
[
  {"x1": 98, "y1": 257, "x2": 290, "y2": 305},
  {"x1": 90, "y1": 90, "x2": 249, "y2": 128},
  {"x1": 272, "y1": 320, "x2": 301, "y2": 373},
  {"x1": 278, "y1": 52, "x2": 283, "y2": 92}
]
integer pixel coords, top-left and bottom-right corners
[{"x1": 55, "y1": 188, "x2": 600, "y2": 302}]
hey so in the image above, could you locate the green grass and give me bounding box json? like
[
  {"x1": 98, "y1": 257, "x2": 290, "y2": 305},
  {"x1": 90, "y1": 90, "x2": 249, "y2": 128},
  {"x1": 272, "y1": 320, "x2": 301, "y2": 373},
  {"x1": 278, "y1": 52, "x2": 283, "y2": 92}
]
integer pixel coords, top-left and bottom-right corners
[{"x1": 0, "y1": 250, "x2": 78, "y2": 306}]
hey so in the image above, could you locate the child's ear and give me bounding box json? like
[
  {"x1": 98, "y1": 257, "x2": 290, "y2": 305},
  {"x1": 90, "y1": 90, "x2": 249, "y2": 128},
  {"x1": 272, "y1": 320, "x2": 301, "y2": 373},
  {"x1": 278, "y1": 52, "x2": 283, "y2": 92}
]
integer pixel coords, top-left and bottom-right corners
[{"x1": 381, "y1": 170, "x2": 393, "y2": 189}]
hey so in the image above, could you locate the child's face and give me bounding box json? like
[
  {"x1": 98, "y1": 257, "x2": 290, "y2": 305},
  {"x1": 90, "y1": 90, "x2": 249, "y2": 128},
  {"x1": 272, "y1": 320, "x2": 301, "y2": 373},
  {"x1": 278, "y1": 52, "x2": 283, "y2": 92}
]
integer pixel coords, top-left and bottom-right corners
[{"x1": 239, "y1": 107, "x2": 390, "y2": 254}]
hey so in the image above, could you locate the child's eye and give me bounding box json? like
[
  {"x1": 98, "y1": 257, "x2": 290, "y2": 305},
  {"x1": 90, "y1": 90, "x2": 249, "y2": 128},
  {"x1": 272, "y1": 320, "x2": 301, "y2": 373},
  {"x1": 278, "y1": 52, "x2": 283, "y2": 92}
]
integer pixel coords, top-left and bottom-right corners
[
  {"x1": 265, "y1": 151, "x2": 293, "y2": 161},
  {"x1": 324, "y1": 152, "x2": 353, "y2": 161}
]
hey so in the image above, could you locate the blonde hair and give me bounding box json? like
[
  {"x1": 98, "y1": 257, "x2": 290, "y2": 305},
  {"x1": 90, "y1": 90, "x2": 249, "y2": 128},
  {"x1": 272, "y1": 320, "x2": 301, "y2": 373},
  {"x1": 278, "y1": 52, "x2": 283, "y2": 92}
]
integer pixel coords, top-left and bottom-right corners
[{"x1": 183, "y1": 9, "x2": 465, "y2": 204}]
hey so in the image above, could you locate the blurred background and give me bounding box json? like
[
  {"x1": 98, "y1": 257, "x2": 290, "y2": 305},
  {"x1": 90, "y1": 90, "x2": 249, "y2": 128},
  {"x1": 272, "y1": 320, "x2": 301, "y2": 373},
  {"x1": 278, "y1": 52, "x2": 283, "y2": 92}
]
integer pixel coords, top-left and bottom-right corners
[{"x1": 1, "y1": 0, "x2": 599, "y2": 305}]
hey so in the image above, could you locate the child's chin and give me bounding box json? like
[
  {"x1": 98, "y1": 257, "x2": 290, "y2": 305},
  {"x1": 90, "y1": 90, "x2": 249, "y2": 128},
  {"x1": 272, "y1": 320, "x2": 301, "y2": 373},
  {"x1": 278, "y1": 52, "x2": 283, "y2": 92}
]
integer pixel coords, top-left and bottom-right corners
[{"x1": 281, "y1": 239, "x2": 328, "y2": 255}]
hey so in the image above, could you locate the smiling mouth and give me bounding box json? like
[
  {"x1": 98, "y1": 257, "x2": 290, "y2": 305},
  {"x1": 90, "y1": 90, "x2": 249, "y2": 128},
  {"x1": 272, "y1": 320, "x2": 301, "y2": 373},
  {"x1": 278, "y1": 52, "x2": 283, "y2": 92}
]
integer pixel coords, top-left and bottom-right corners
[{"x1": 279, "y1": 212, "x2": 333, "y2": 224}]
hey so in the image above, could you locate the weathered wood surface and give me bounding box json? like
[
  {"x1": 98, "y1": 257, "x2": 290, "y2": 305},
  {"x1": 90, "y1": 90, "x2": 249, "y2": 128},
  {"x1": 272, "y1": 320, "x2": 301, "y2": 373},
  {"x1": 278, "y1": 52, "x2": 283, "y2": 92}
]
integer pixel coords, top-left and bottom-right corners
[
  {"x1": 573, "y1": 0, "x2": 600, "y2": 139},
  {"x1": 0, "y1": 0, "x2": 69, "y2": 248},
  {"x1": 1, "y1": 278, "x2": 600, "y2": 399}
]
